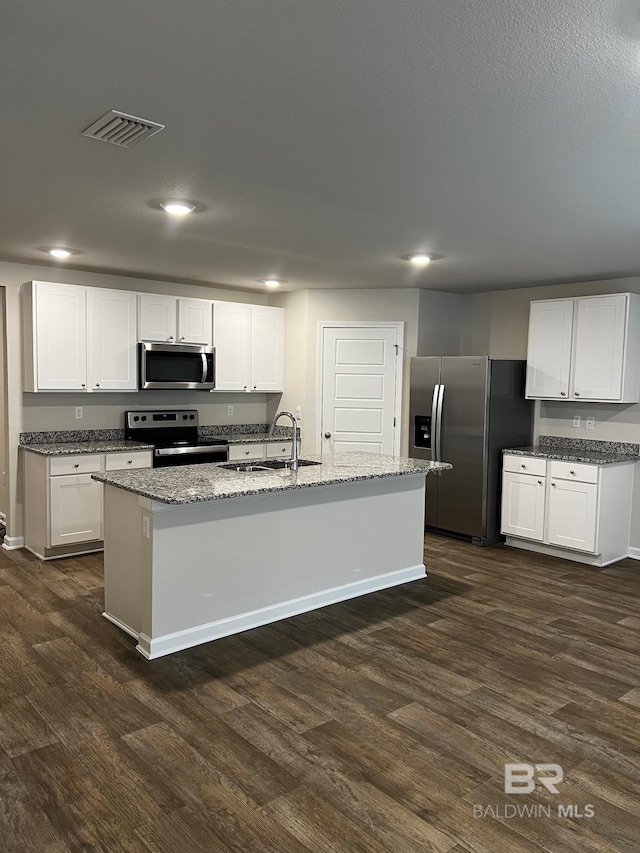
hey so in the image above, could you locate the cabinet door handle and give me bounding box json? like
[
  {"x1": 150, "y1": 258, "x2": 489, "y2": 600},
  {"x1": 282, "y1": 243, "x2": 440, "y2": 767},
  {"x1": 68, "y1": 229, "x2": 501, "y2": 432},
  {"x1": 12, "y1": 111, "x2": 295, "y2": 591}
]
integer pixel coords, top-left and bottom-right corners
[
  {"x1": 521, "y1": 463, "x2": 526, "y2": 469},
  {"x1": 168, "y1": 335, "x2": 174, "y2": 341},
  {"x1": 81, "y1": 383, "x2": 85, "y2": 388},
  {"x1": 538, "y1": 480, "x2": 543, "y2": 485},
  {"x1": 570, "y1": 470, "x2": 575, "y2": 475},
  {"x1": 245, "y1": 450, "x2": 250, "y2": 455},
  {"x1": 560, "y1": 391, "x2": 567, "y2": 396},
  {"x1": 574, "y1": 392, "x2": 580, "y2": 397},
  {"x1": 253, "y1": 385, "x2": 257, "y2": 389},
  {"x1": 127, "y1": 459, "x2": 133, "y2": 464},
  {"x1": 95, "y1": 383, "x2": 100, "y2": 387},
  {"x1": 551, "y1": 482, "x2": 557, "y2": 487},
  {"x1": 243, "y1": 385, "x2": 247, "y2": 390},
  {"x1": 180, "y1": 336, "x2": 186, "y2": 341},
  {"x1": 74, "y1": 463, "x2": 79, "y2": 468}
]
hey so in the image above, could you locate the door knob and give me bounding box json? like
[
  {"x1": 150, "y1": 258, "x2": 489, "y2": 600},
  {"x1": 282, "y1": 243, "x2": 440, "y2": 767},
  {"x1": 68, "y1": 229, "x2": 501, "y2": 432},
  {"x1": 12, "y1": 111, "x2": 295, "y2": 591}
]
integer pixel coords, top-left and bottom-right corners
[{"x1": 324, "y1": 432, "x2": 331, "y2": 438}]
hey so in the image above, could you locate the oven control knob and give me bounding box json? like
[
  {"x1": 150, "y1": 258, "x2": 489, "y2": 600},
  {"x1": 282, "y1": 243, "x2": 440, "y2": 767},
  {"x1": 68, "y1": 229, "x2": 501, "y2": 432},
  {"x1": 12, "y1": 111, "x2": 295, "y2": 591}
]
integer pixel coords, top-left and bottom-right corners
[
  {"x1": 190, "y1": 414, "x2": 195, "y2": 420},
  {"x1": 141, "y1": 416, "x2": 147, "y2": 421},
  {"x1": 133, "y1": 416, "x2": 139, "y2": 422},
  {"x1": 183, "y1": 414, "x2": 188, "y2": 420}
]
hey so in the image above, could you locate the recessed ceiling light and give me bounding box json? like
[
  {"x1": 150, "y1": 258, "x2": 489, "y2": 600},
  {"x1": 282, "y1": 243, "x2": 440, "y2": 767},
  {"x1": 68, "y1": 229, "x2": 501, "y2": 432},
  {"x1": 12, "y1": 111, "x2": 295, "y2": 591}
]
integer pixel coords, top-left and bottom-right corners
[
  {"x1": 38, "y1": 246, "x2": 79, "y2": 259},
  {"x1": 257, "y1": 278, "x2": 286, "y2": 288},
  {"x1": 399, "y1": 252, "x2": 443, "y2": 266},
  {"x1": 159, "y1": 201, "x2": 196, "y2": 216}
]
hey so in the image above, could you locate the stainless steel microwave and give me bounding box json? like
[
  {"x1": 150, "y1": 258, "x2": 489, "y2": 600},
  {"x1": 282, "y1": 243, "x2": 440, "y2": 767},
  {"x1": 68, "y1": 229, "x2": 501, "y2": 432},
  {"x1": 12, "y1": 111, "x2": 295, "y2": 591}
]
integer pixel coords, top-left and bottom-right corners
[{"x1": 139, "y1": 343, "x2": 216, "y2": 390}]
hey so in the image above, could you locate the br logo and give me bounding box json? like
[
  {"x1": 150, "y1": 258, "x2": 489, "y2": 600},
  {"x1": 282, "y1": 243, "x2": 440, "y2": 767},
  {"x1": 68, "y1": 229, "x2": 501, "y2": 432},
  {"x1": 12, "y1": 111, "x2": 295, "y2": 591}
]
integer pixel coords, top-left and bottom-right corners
[{"x1": 504, "y1": 763, "x2": 563, "y2": 795}]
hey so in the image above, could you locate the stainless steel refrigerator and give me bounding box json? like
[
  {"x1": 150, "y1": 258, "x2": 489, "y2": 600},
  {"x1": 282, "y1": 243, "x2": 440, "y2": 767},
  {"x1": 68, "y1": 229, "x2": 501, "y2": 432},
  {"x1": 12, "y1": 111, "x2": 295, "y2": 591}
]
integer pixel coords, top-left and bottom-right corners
[{"x1": 409, "y1": 357, "x2": 532, "y2": 545}]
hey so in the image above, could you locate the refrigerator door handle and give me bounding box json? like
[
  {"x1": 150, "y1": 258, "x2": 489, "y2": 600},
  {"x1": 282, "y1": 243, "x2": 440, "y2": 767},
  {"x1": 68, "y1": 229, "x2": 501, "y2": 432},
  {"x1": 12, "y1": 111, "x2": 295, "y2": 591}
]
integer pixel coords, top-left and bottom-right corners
[
  {"x1": 436, "y1": 384, "x2": 445, "y2": 462},
  {"x1": 430, "y1": 384, "x2": 440, "y2": 461}
]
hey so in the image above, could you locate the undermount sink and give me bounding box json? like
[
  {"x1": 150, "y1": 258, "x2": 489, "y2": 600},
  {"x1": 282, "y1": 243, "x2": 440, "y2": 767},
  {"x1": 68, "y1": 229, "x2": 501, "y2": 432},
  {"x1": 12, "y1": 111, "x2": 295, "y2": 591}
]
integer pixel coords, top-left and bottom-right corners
[{"x1": 220, "y1": 459, "x2": 321, "y2": 473}]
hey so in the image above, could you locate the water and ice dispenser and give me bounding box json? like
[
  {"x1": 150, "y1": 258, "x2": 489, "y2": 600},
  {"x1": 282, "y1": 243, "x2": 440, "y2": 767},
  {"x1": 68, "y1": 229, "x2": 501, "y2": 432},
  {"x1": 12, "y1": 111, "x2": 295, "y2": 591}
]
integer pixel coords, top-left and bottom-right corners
[{"x1": 413, "y1": 415, "x2": 431, "y2": 450}]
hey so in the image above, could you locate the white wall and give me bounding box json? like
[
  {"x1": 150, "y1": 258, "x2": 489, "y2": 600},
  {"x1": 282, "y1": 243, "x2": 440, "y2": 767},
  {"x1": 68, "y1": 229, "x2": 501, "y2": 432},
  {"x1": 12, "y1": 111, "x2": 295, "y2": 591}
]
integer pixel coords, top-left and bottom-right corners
[
  {"x1": 0, "y1": 260, "x2": 272, "y2": 540},
  {"x1": 271, "y1": 288, "x2": 423, "y2": 455}
]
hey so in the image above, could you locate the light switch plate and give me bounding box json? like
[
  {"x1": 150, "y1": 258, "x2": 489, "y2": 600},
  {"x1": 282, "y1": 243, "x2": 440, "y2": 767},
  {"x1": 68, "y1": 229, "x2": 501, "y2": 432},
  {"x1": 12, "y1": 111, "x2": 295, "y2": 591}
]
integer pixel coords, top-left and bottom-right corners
[
  {"x1": 227, "y1": 405, "x2": 233, "y2": 416},
  {"x1": 75, "y1": 406, "x2": 83, "y2": 419},
  {"x1": 586, "y1": 417, "x2": 595, "y2": 430},
  {"x1": 572, "y1": 415, "x2": 581, "y2": 428}
]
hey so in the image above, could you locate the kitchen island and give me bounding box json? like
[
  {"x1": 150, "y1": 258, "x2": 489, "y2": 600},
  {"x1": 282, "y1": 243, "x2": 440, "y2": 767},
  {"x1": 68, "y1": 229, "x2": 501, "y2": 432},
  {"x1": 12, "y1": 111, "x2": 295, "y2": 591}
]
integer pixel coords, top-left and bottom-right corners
[{"x1": 93, "y1": 452, "x2": 451, "y2": 659}]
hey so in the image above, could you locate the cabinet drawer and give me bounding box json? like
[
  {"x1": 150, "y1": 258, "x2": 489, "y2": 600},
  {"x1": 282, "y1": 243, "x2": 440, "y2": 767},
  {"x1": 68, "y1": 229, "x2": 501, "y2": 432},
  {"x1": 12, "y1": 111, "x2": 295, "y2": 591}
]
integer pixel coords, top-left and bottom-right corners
[
  {"x1": 548, "y1": 460, "x2": 598, "y2": 484},
  {"x1": 503, "y1": 455, "x2": 546, "y2": 477},
  {"x1": 228, "y1": 443, "x2": 265, "y2": 461},
  {"x1": 105, "y1": 451, "x2": 153, "y2": 471},
  {"x1": 49, "y1": 454, "x2": 102, "y2": 476},
  {"x1": 265, "y1": 441, "x2": 297, "y2": 459}
]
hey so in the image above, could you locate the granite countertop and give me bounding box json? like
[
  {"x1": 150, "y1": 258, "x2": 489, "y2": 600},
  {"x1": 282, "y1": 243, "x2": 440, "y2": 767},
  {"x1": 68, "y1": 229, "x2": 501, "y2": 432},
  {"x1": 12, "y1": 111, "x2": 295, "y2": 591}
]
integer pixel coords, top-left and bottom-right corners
[
  {"x1": 504, "y1": 436, "x2": 639, "y2": 466},
  {"x1": 217, "y1": 432, "x2": 297, "y2": 445},
  {"x1": 92, "y1": 452, "x2": 452, "y2": 505},
  {"x1": 19, "y1": 423, "x2": 296, "y2": 454},
  {"x1": 21, "y1": 440, "x2": 154, "y2": 456}
]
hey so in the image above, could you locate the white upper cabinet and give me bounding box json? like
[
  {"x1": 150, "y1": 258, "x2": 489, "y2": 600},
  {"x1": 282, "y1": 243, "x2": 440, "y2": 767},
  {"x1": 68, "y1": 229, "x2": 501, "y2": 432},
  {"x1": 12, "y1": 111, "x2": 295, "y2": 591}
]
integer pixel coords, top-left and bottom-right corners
[
  {"x1": 212, "y1": 302, "x2": 251, "y2": 391},
  {"x1": 138, "y1": 294, "x2": 177, "y2": 342},
  {"x1": 250, "y1": 305, "x2": 284, "y2": 392},
  {"x1": 572, "y1": 295, "x2": 627, "y2": 401},
  {"x1": 88, "y1": 289, "x2": 137, "y2": 391},
  {"x1": 138, "y1": 294, "x2": 212, "y2": 345},
  {"x1": 525, "y1": 300, "x2": 574, "y2": 399},
  {"x1": 24, "y1": 281, "x2": 88, "y2": 391},
  {"x1": 525, "y1": 293, "x2": 640, "y2": 403},
  {"x1": 177, "y1": 297, "x2": 212, "y2": 345},
  {"x1": 212, "y1": 302, "x2": 284, "y2": 392}
]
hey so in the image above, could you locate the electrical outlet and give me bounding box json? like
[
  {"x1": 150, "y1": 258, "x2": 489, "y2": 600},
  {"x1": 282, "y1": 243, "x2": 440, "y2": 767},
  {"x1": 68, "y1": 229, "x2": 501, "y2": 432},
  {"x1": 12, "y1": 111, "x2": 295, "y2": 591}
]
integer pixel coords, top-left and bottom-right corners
[
  {"x1": 75, "y1": 406, "x2": 83, "y2": 419},
  {"x1": 142, "y1": 516, "x2": 150, "y2": 539},
  {"x1": 572, "y1": 415, "x2": 581, "y2": 428},
  {"x1": 227, "y1": 405, "x2": 233, "y2": 416},
  {"x1": 295, "y1": 405, "x2": 302, "y2": 420},
  {"x1": 586, "y1": 417, "x2": 595, "y2": 430}
]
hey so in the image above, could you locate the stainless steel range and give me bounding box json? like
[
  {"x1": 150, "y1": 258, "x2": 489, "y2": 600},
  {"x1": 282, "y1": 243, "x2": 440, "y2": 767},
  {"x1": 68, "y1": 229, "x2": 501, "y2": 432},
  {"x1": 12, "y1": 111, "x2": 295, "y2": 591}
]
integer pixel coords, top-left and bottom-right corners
[{"x1": 125, "y1": 409, "x2": 228, "y2": 467}]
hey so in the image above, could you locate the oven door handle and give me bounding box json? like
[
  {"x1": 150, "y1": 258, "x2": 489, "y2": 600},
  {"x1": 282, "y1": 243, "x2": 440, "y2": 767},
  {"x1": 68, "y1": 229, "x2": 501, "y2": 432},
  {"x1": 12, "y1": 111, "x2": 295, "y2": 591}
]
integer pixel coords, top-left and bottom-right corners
[{"x1": 155, "y1": 445, "x2": 228, "y2": 457}]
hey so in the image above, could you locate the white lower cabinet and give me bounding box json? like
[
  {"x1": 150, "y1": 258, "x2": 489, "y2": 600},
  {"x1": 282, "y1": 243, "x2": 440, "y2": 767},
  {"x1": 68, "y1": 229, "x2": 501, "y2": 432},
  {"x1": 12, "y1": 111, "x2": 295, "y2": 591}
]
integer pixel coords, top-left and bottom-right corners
[
  {"x1": 49, "y1": 474, "x2": 103, "y2": 546},
  {"x1": 501, "y1": 454, "x2": 634, "y2": 566},
  {"x1": 546, "y1": 477, "x2": 597, "y2": 552},
  {"x1": 501, "y1": 471, "x2": 546, "y2": 541},
  {"x1": 228, "y1": 441, "x2": 299, "y2": 462},
  {"x1": 24, "y1": 449, "x2": 152, "y2": 559}
]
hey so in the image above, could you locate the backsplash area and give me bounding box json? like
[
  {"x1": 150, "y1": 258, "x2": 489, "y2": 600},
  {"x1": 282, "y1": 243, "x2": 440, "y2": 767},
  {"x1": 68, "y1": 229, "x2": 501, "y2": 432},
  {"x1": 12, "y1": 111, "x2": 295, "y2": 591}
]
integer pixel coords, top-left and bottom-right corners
[
  {"x1": 20, "y1": 424, "x2": 295, "y2": 445},
  {"x1": 538, "y1": 435, "x2": 639, "y2": 456}
]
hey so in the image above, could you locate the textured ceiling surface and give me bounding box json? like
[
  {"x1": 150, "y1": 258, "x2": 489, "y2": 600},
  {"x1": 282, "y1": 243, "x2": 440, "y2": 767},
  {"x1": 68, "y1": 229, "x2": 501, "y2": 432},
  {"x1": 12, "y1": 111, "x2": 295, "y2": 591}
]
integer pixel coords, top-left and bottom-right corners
[{"x1": 2, "y1": 0, "x2": 640, "y2": 293}]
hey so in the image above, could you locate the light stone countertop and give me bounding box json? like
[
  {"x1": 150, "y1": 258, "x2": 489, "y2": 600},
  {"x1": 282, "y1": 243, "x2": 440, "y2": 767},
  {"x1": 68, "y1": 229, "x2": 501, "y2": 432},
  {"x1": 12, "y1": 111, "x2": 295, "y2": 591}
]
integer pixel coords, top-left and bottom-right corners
[
  {"x1": 505, "y1": 446, "x2": 638, "y2": 465},
  {"x1": 21, "y1": 440, "x2": 154, "y2": 456},
  {"x1": 92, "y1": 452, "x2": 452, "y2": 505},
  {"x1": 505, "y1": 436, "x2": 639, "y2": 466}
]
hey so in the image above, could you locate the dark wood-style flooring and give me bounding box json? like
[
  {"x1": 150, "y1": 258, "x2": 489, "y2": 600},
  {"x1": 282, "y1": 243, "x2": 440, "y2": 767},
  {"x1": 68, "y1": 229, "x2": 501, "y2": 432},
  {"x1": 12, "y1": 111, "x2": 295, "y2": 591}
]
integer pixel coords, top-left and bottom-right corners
[{"x1": 1, "y1": 534, "x2": 640, "y2": 852}]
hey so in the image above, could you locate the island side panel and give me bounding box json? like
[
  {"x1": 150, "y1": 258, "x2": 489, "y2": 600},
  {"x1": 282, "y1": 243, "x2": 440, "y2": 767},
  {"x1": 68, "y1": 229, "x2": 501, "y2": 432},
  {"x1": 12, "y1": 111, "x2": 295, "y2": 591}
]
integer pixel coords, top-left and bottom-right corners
[
  {"x1": 102, "y1": 485, "x2": 152, "y2": 639},
  {"x1": 138, "y1": 473, "x2": 426, "y2": 658}
]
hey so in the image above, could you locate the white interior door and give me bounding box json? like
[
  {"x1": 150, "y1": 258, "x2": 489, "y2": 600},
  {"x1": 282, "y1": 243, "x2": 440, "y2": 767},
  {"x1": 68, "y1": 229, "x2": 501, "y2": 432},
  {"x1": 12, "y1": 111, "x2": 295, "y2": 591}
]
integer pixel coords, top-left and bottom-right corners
[{"x1": 320, "y1": 325, "x2": 402, "y2": 455}]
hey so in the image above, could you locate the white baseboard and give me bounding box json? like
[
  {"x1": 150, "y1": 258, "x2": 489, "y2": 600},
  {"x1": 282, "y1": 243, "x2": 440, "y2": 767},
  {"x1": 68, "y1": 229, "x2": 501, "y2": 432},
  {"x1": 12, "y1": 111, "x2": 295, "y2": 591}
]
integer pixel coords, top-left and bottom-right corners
[
  {"x1": 627, "y1": 547, "x2": 640, "y2": 561},
  {"x1": 102, "y1": 611, "x2": 140, "y2": 640},
  {"x1": 2, "y1": 536, "x2": 25, "y2": 551},
  {"x1": 125, "y1": 564, "x2": 426, "y2": 660}
]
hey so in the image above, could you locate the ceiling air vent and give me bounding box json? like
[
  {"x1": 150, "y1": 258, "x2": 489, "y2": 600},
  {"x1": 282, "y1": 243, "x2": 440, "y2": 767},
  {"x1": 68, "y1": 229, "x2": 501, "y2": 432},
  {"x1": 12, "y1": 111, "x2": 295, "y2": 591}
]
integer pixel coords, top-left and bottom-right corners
[{"x1": 81, "y1": 110, "x2": 165, "y2": 148}]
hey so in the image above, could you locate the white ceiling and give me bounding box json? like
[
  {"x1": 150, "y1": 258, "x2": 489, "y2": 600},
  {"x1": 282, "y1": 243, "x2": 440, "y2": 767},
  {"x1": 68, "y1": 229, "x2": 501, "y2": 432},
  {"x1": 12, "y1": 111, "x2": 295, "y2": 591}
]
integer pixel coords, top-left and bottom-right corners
[{"x1": 3, "y1": 0, "x2": 640, "y2": 294}]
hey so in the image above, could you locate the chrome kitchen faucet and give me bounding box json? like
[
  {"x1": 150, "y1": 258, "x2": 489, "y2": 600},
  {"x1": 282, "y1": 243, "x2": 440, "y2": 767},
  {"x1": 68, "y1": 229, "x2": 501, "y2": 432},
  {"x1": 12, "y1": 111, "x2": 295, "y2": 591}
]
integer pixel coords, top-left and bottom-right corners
[{"x1": 269, "y1": 411, "x2": 299, "y2": 471}]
